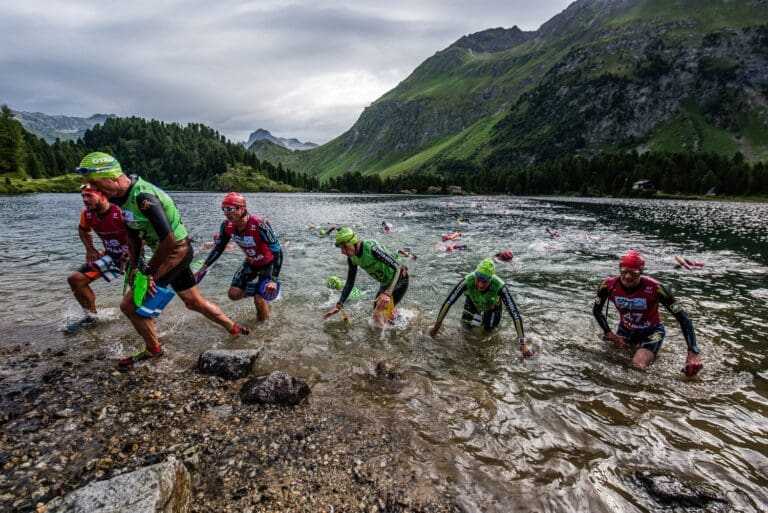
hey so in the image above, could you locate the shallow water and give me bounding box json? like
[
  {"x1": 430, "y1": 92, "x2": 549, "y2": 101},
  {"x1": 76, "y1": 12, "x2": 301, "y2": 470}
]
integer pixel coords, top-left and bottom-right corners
[{"x1": 1, "y1": 193, "x2": 767, "y2": 512}]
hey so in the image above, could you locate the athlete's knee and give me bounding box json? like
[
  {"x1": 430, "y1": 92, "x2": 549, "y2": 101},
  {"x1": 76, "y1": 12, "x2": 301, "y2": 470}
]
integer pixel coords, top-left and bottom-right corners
[
  {"x1": 228, "y1": 288, "x2": 245, "y2": 301},
  {"x1": 68, "y1": 272, "x2": 87, "y2": 288},
  {"x1": 631, "y1": 348, "x2": 655, "y2": 368}
]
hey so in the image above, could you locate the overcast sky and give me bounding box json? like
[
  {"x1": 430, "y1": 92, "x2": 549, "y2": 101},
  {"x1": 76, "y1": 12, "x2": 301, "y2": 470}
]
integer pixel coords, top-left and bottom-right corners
[{"x1": 1, "y1": 1, "x2": 573, "y2": 144}]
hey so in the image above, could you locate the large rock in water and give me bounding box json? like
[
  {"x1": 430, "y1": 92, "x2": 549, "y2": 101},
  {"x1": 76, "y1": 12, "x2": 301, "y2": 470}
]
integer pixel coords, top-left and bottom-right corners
[
  {"x1": 634, "y1": 470, "x2": 727, "y2": 508},
  {"x1": 197, "y1": 349, "x2": 260, "y2": 379},
  {"x1": 52, "y1": 457, "x2": 190, "y2": 512},
  {"x1": 240, "y1": 371, "x2": 310, "y2": 406}
]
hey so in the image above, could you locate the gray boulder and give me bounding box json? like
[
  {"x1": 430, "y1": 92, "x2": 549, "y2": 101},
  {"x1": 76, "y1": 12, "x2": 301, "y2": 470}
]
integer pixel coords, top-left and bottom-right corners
[
  {"x1": 52, "y1": 457, "x2": 190, "y2": 513},
  {"x1": 197, "y1": 349, "x2": 260, "y2": 379},
  {"x1": 634, "y1": 470, "x2": 727, "y2": 508},
  {"x1": 240, "y1": 371, "x2": 310, "y2": 406}
]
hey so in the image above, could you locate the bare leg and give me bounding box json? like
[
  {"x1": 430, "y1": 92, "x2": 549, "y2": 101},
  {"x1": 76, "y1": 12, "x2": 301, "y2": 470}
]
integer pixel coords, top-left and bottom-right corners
[
  {"x1": 120, "y1": 292, "x2": 160, "y2": 351},
  {"x1": 254, "y1": 295, "x2": 270, "y2": 321},
  {"x1": 68, "y1": 272, "x2": 97, "y2": 313},
  {"x1": 228, "y1": 286, "x2": 246, "y2": 301},
  {"x1": 227, "y1": 285, "x2": 269, "y2": 321},
  {"x1": 177, "y1": 285, "x2": 238, "y2": 331},
  {"x1": 631, "y1": 347, "x2": 656, "y2": 369}
]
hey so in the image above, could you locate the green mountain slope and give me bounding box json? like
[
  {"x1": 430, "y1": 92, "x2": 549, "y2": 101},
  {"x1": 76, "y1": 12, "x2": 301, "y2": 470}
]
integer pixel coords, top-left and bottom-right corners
[{"x1": 262, "y1": 0, "x2": 768, "y2": 180}]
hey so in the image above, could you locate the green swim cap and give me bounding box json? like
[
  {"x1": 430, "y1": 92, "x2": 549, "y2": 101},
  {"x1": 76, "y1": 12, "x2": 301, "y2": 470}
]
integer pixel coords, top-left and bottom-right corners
[
  {"x1": 475, "y1": 258, "x2": 496, "y2": 279},
  {"x1": 76, "y1": 152, "x2": 123, "y2": 179},
  {"x1": 335, "y1": 227, "x2": 358, "y2": 247},
  {"x1": 327, "y1": 276, "x2": 343, "y2": 290}
]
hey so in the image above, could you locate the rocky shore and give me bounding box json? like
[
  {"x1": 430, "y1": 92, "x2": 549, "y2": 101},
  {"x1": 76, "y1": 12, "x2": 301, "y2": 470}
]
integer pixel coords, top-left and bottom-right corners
[{"x1": 0, "y1": 342, "x2": 459, "y2": 513}]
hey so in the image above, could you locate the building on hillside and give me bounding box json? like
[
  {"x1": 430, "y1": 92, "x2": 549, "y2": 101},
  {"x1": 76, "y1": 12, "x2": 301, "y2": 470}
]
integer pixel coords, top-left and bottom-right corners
[{"x1": 632, "y1": 179, "x2": 655, "y2": 191}]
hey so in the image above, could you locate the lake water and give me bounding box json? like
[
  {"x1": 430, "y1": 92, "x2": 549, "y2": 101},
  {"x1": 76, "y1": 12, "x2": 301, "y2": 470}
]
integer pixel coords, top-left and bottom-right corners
[{"x1": 1, "y1": 193, "x2": 767, "y2": 512}]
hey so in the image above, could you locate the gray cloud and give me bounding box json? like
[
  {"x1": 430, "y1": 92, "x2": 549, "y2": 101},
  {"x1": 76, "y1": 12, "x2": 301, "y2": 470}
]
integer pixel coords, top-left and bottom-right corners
[{"x1": 0, "y1": 1, "x2": 573, "y2": 144}]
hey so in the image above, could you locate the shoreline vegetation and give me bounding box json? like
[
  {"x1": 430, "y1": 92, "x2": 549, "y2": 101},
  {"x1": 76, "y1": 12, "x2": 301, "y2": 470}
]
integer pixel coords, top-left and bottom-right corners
[
  {"x1": 1, "y1": 110, "x2": 766, "y2": 200},
  {"x1": 1, "y1": 173, "x2": 765, "y2": 203}
]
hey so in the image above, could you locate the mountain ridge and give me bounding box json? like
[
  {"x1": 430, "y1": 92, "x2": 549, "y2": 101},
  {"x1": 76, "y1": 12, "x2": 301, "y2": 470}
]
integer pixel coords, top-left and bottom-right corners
[
  {"x1": 251, "y1": 0, "x2": 768, "y2": 180},
  {"x1": 12, "y1": 110, "x2": 115, "y2": 143},
  {"x1": 244, "y1": 128, "x2": 317, "y2": 151}
]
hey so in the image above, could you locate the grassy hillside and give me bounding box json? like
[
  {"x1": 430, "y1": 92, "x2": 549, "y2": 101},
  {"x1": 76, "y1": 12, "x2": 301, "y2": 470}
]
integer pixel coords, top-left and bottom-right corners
[{"x1": 259, "y1": 0, "x2": 768, "y2": 181}]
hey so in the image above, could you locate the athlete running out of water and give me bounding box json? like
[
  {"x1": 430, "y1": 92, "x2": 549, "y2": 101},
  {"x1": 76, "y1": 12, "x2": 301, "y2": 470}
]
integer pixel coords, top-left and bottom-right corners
[
  {"x1": 194, "y1": 193, "x2": 283, "y2": 322},
  {"x1": 593, "y1": 250, "x2": 703, "y2": 376},
  {"x1": 324, "y1": 227, "x2": 408, "y2": 327},
  {"x1": 429, "y1": 258, "x2": 535, "y2": 358},
  {"x1": 66, "y1": 184, "x2": 130, "y2": 331},
  {"x1": 78, "y1": 152, "x2": 249, "y2": 369}
]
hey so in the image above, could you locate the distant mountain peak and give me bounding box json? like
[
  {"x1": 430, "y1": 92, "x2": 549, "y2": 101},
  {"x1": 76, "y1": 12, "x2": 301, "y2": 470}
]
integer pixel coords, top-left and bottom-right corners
[
  {"x1": 244, "y1": 129, "x2": 317, "y2": 151},
  {"x1": 12, "y1": 110, "x2": 115, "y2": 143}
]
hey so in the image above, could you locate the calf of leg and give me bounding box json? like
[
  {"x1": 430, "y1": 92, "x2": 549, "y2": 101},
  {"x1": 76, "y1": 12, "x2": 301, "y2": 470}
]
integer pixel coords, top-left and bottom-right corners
[
  {"x1": 178, "y1": 286, "x2": 237, "y2": 331},
  {"x1": 254, "y1": 295, "x2": 270, "y2": 321},
  {"x1": 120, "y1": 292, "x2": 160, "y2": 351},
  {"x1": 68, "y1": 272, "x2": 97, "y2": 313}
]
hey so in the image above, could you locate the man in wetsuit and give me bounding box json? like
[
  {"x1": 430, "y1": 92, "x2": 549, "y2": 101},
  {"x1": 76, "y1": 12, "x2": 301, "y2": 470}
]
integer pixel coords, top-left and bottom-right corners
[
  {"x1": 66, "y1": 184, "x2": 130, "y2": 331},
  {"x1": 78, "y1": 152, "x2": 249, "y2": 369},
  {"x1": 593, "y1": 250, "x2": 703, "y2": 376},
  {"x1": 324, "y1": 227, "x2": 408, "y2": 326},
  {"x1": 429, "y1": 258, "x2": 535, "y2": 357},
  {"x1": 194, "y1": 192, "x2": 282, "y2": 321}
]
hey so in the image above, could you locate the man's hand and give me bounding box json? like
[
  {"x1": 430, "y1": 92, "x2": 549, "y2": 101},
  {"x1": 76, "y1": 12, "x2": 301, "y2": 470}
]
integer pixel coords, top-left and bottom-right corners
[
  {"x1": 602, "y1": 331, "x2": 627, "y2": 348},
  {"x1": 324, "y1": 303, "x2": 342, "y2": 320},
  {"x1": 375, "y1": 292, "x2": 391, "y2": 312},
  {"x1": 85, "y1": 248, "x2": 100, "y2": 264},
  {"x1": 682, "y1": 351, "x2": 703, "y2": 377},
  {"x1": 519, "y1": 342, "x2": 536, "y2": 358},
  {"x1": 324, "y1": 304, "x2": 351, "y2": 323},
  {"x1": 262, "y1": 280, "x2": 278, "y2": 300}
]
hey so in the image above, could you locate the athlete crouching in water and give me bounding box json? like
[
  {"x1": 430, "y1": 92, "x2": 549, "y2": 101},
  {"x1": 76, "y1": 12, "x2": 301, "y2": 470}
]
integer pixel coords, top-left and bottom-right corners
[
  {"x1": 324, "y1": 227, "x2": 408, "y2": 326},
  {"x1": 429, "y1": 258, "x2": 535, "y2": 357},
  {"x1": 194, "y1": 193, "x2": 282, "y2": 321},
  {"x1": 593, "y1": 250, "x2": 703, "y2": 376}
]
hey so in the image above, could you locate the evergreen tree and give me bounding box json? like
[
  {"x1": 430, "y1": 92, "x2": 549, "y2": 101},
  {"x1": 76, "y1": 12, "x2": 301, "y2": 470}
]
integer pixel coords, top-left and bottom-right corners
[{"x1": 0, "y1": 105, "x2": 26, "y2": 174}]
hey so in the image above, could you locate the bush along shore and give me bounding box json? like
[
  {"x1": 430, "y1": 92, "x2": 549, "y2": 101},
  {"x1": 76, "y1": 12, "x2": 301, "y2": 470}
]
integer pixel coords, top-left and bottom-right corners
[{"x1": 0, "y1": 343, "x2": 458, "y2": 513}]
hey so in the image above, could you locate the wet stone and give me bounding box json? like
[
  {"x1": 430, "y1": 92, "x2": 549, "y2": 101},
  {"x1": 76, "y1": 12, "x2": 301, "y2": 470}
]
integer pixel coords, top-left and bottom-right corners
[
  {"x1": 634, "y1": 470, "x2": 728, "y2": 508},
  {"x1": 240, "y1": 371, "x2": 311, "y2": 406},
  {"x1": 197, "y1": 349, "x2": 261, "y2": 380}
]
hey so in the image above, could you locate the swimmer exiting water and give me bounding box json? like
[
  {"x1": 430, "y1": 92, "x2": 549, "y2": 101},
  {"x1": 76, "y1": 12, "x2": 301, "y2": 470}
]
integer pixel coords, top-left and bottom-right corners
[
  {"x1": 325, "y1": 228, "x2": 408, "y2": 327},
  {"x1": 398, "y1": 247, "x2": 417, "y2": 260},
  {"x1": 593, "y1": 250, "x2": 703, "y2": 376},
  {"x1": 675, "y1": 255, "x2": 704, "y2": 271},
  {"x1": 429, "y1": 258, "x2": 534, "y2": 358}
]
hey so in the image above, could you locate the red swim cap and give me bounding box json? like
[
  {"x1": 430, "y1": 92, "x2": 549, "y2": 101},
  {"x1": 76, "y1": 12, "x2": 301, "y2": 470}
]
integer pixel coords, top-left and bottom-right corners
[
  {"x1": 619, "y1": 250, "x2": 645, "y2": 271},
  {"x1": 222, "y1": 192, "x2": 246, "y2": 208},
  {"x1": 495, "y1": 249, "x2": 514, "y2": 261}
]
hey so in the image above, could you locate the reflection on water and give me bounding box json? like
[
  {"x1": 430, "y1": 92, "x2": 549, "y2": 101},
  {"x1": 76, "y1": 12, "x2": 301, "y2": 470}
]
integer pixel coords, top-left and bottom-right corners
[{"x1": 1, "y1": 193, "x2": 767, "y2": 512}]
